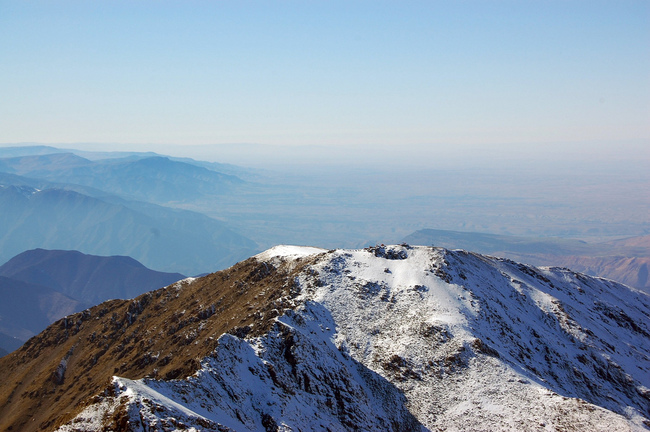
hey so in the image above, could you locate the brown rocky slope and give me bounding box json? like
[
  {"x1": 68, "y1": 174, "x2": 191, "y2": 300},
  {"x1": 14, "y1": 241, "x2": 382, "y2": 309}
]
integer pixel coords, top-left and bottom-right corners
[{"x1": 0, "y1": 255, "x2": 307, "y2": 432}]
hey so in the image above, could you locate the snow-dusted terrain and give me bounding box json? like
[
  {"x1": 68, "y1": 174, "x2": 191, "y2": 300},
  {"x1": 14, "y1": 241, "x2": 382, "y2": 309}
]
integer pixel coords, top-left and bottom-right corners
[{"x1": 58, "y1": 245, "x2": 650, "y2": 431}]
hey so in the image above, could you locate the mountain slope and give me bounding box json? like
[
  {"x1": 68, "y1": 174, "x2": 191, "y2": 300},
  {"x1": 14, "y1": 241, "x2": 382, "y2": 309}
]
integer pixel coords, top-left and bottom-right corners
[
  {"x1": 0, "y1": 250, "x2": 186, "y2": 355},
  {"x1": 0, "y1": 249, "x2": 185, "y2": 306},
  {"x1": 0, "y1": 276, "x2": 84, "y2": 342},
  {"x1": 0, "y1": 145, "x2": 66, "y2": 158},
  {"x1": 0, "y1": 332, "x2": 23, "y2": 356},
  {"x1": 0, "y1": 184, "x2": 258, "y2": 275},
  {"x1": 0, "y1": 153, "x2": 244, "y2": 204},
  {"x1": 606, "y1": 235, "x2": 650, "y2": 251},
  {"x1": 293, "y1": 245, "x2": 649, "y2": 430},
  {"x1": 514, "y1": 254, "x2": 650, "y2": 293},
  {"x1": 1, "y1": 246, "x2": 648, "y2": 431},
  {"x1": 0, "y1": 152, "x2": 93, "y2": 176},
  {"x1": 402, "y1": 229, "x2": 595, "y2": 255},
  {"x1": 0, "y1": 256, "x2": 307, "y2": 431}
]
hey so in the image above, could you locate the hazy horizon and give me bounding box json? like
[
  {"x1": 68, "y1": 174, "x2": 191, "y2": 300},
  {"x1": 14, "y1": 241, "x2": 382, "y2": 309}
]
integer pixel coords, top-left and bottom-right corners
[{"x1": 2, "y1": 139, "x2": 648, "y2": 172}]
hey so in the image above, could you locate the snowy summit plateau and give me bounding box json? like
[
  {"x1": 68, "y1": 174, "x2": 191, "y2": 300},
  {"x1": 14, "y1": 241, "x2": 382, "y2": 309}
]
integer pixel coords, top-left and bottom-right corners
[{"x1": 1, "y1": 245, "x2": 649, "y2": 431}]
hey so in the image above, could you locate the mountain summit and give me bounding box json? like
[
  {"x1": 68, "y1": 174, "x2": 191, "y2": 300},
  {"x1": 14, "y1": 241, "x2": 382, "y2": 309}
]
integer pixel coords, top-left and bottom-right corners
[
  {"x1": 0, "y1": 248, "x2": 185, "y2": 306},
  {"x1": 1, "y1": 245, "x2": 648, "y2": 431}
]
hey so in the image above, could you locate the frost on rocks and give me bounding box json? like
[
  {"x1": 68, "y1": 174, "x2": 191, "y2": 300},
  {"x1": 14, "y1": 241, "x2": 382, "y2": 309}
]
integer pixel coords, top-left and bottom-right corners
[
  {"x1": 58, "y1": 301, "x2": 420, "y2": 432},
  {"x1": 173, "y1": 277, "x2": 197, "y2": 291},
  {"x1": 59, "y1": 245, "x2": 650, "y2": 431},
  {"x1": 294, "y1": 245, "x2": 650, "y2": 431}
]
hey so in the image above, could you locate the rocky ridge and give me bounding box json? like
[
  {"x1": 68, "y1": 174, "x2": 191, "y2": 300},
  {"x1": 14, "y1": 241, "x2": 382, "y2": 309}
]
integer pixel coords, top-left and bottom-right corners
[{"x1": 1, "y1": 245, "x2": 648, "y2": 431}]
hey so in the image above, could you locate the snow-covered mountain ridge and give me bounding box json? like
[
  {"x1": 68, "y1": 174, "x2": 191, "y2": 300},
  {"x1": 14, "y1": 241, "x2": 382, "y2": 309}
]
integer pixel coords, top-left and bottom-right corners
[
  {"x1": 297, "y1": 245, "x2": 650, "y2": 430},
  {"x1": 2, "y1": 245, "x2": 648, "y2": 431}
]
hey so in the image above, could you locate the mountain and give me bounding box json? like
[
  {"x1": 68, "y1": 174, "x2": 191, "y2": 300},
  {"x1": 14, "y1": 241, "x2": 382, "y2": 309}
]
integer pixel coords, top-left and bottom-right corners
[
  {"x1": 0, "y1": 245, "x2": 648, "y2": 431},
  {"x1": 0, "y1": 331, "x2": 28, "y2": 357},
  {"x1": 0, "y1": 182, "x2": 258, "y2": 275},
  {"x1": 0, "y1": 145, "x2": 257, "y2": 180},
  {"x1": 402, "y1": 229, "x2": 595, "y2": 256},
  {"x1": 517, "y1": 255, "x2": 650, "y2": 293},
  {"x1": 0, "y1": 276, "x2": 84, "y2": 343},
  {"x1": 0, "y1": 249, "x2": 185, "y2": 307},
  {"x1": 403, "y1": 229, "x2": 650, "y2": 293},
  {"x1": 0, "y1": 153, "x2": 244, "y2": 204},
  {"x1": 0, "y1": 145, "x2": 67, "y2": 159},
  {"x1": 0, "y1": 250, "x2": 186, "y2": 355},
  {"x1": 0, "y1": 152, "x2": 93, "y2": 176},
  {"x1": 606, "y1": 235, "x2": 650, "y2": 251}
]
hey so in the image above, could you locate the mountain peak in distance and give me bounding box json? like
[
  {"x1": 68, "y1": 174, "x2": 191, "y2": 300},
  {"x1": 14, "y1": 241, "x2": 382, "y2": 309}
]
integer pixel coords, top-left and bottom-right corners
[{"x1": 0, "y1": 249, "x2": 185, "y2": 306}]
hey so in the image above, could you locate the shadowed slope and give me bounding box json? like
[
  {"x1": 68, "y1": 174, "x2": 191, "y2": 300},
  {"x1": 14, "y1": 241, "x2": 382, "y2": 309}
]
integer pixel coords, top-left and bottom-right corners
[
  {"x1": 0, "y1": 249, "x2": 185, "y2": 306},
  {"x1": 0, "y1": 184, "x2": 258, "y2": 275}
]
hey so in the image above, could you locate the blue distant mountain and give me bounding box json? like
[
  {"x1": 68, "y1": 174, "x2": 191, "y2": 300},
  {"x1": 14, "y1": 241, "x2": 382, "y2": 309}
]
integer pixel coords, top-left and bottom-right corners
[
  {"x1": 0, "y1": 249, "x2": 186, "y2": 305},
  {"x1": 0, "y1": 152, "x2": 244, "y2": 204},
  {"x1": 0, "y1": 249, "x2": 188, "y2": 356},
  {"x1": 0, "y1": 275, "x2": 83, "y2": 343},
  {"x1": 0, "y1": 178, "x2": 258, "y2": 276}
]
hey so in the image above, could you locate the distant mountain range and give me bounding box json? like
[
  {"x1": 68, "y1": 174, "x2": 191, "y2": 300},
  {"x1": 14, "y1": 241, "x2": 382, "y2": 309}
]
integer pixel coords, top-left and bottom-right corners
[
  {"x1": 0, "y1": 179, "x2": 258, "y2": 276},
  {"x1": 0, "y1": 245, "x2": 647, "y2": 431},
  {"x1": 0, "y1": 249, "x2": 185, "y2": 305},
  {"x1": 0, "y1": 333, "x2": 22, "y2": 357},
  {"x1": 403, "y1": 229, "x2": 650, "y2": 293},
  {"x1": 0, "y1": 146, "x2": 260, "y2": 276},
  {"x1": 0, "y1": 152, "x2": 244, "y2": 204},
  {"x1": 0, "y1": 144, "x2": 255, "y2": 179},
  {"x1": 0, "y1": 249, "x2": 185, "y2": 356},
  {"x1": 1, "y1": 145, "x2": 648, "y2": 295},
  {"x1": 0, "y1": 276, "x2": 83, "y2": 344}
]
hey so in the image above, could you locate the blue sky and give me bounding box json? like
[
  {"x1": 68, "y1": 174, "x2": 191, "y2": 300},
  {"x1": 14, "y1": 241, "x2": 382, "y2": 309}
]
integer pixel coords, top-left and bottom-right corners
[{"x1": 1, "y1": 1, "x2": 648, "y2": 155}]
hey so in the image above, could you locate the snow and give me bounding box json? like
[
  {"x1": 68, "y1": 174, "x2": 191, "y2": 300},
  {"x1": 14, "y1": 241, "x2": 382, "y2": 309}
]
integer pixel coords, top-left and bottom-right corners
[
  {"x1": 59, "y1": 303, "x2": 419, "y2": 431},
  {"x1": 115, "y1": 377, "x2": 211, "y2": 421},
  {"x1": 294, "y1": 245, "x2": 650, "y2": 430},
  {"x1": 254, "y1": 245, "x2": 327, "y2": 261},
  {"x1": 58, "y1": 245, "x2": 650, "y2": 431},
  {"x1": 172, "y1": 277, "x2": 197, "y2": 290}
]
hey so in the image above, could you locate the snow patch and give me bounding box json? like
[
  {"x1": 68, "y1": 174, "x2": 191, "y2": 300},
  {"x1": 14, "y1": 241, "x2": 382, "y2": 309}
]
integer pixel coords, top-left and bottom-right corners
[
  {"x1": 172, "y1": 277, "x2": 197, "y2": 290},
  {"x1": 255, "y1": 245, "x2": 327, "y2": 261}
]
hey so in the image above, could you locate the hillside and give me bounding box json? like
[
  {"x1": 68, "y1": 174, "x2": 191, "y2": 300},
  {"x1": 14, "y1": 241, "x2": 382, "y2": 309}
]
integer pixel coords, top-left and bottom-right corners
[
  {"x1": 0, "y1": 276, "x2": 83, "y2": 342},
  {"x1": 508, "y1": 254, "x2": 650, "y2": 293},
  {"x1": 0, "y1": 245, "x2": 648, "y2": 431},
  {"x1": 0, "y1": 153, "x2": 244, "y2": 204},
  {"x1": 0, "y1": 250, "x2": 186, "y2": 355},
  {"x1": 0, "y1": 182, "x2": 258, "y2": 275},
  {"x1": 0, "y1": 249, "x2": 185, "y2": 306},
  {"x1": 0, "y1": 332, "x2": 22, "y2": 355},
  {"x1": 401, "y1": 229, "x2": 596, "y2": 256}
]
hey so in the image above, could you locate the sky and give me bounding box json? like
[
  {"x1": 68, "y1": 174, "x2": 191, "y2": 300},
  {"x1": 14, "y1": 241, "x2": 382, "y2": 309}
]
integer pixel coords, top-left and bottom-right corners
[{"x1": 1, "y1": 1, "x2": 648, "y2": 161}]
